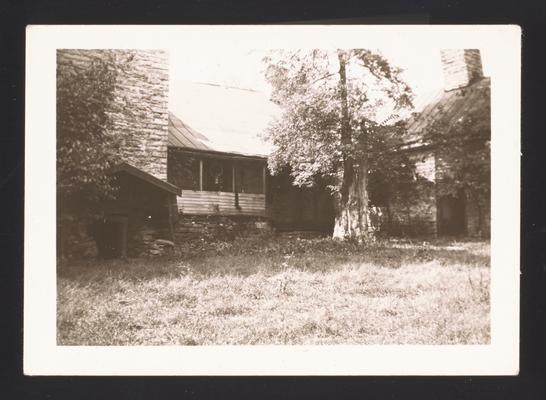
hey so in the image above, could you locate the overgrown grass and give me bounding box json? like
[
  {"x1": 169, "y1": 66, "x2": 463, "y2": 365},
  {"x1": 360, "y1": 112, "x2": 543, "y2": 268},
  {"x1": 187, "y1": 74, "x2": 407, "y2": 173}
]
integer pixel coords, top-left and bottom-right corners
[{"x1": 57, "y1": 236, "x2": 490, "y2": 345}]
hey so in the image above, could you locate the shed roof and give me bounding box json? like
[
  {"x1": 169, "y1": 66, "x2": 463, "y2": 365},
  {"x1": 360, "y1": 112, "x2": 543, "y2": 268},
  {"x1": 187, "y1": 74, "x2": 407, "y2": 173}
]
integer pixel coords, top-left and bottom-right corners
[
  {"x1": 110, "y1": 163, "x2": 181, "y2": 195},
  {"x1": 168, "y1": 81, "x2": 281, "y2": 158}
]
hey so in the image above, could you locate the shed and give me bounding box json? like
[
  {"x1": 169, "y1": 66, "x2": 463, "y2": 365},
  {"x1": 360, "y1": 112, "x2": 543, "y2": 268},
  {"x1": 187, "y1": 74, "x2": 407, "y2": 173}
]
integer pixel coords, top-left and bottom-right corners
[{"x1": 95, "y1": 163, "x2": 181, "y2": 258}]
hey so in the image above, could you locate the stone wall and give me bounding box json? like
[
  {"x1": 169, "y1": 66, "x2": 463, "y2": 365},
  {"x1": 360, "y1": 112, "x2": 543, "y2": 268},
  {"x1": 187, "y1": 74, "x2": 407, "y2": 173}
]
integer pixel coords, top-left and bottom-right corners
[
  {"x1": 174, "y1": 214, "x2": 272, "y2": 242},
  {"x1": 57, "y1": 49, "x2": 170, "y2": 180}
]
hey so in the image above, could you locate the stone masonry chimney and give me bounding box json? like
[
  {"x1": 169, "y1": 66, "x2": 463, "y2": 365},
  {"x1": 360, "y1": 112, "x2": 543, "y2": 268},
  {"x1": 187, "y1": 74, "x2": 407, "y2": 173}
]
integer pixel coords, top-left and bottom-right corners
[
  {"x1": 440, "y1": 49, "x2": 484, "y2": 92},
  {"x1": 111, "y1": 50, "x2": 170, "y2": 181},
  {"x1": 57, "y1": 49, "x2": 170, "y2": 181}
]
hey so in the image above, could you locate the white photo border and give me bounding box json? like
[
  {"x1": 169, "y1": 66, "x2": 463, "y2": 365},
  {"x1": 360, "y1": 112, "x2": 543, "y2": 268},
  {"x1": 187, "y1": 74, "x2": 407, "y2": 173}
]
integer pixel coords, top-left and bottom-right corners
[{"x1": 24, "y1": 25, "x2": 521, "y2": 375}]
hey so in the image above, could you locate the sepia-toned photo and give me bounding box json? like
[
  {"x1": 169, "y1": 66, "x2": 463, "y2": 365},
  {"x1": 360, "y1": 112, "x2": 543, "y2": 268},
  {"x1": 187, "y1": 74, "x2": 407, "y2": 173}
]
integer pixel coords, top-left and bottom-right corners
[{"x1": 25, "y1": 25, "x2": 520, "y2": 375}]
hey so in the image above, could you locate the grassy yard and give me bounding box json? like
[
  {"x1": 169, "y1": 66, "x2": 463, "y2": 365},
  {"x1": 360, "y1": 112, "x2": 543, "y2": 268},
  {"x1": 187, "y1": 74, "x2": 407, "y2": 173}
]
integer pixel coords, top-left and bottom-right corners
[{"x1": 57, "y1": 236, "x2": 490, "y2": 345}]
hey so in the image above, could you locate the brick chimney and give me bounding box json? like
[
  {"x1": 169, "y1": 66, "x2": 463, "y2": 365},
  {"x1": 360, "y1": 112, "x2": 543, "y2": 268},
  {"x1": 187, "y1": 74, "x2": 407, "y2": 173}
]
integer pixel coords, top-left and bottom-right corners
[{"x1": 440, "y1": 49, "x2": 484, "y2": 92}]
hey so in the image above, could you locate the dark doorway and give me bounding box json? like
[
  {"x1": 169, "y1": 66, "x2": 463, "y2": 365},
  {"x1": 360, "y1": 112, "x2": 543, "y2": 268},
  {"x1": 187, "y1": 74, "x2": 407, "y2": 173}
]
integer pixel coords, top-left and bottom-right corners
[
  {"x1": 96, "y1": 216, "x2": 128, "y2": 259},
  {"x1": 437, "y1": 194, "x2": 466, "y2": 236}
]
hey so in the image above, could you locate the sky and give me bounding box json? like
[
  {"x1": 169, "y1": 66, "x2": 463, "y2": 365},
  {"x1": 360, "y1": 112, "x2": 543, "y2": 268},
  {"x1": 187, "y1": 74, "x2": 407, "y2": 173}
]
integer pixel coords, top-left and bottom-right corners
[
  {"x1": 166, "y1": 45, "x2": 491, "y2": 153},
  {"x1": 169, "y1": 46, "x2": 491, "y2": 111}
]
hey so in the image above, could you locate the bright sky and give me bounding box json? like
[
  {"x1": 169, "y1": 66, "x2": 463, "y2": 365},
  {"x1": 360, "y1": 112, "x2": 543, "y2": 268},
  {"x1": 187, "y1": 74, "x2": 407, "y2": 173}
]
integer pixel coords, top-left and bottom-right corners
[
  {"x1": 167, "y1": 45, "x2": 491, "y2": 153},
  {"x1": 169, "y1": 46, "x2": 491, "y2": 111}
]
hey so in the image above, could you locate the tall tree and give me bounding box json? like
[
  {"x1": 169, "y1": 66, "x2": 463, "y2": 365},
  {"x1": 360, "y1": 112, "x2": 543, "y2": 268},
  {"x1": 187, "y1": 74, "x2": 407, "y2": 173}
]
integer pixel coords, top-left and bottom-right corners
[{"x1": 264, "y1": 49, "x2": 413, "y2": 239}]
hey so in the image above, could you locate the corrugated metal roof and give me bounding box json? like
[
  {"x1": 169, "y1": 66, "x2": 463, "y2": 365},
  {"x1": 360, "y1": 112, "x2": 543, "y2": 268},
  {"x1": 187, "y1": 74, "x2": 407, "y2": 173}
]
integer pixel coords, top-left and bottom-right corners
[
  {"x1": 168, "y1": 81, "x2": 281, "y2": 158},
  {"x1": 168, "y1": 112, "x2": 210, "y2": 151},
  {"x1": 404, "y1": 77, "x2": 490, "y2": 143}
]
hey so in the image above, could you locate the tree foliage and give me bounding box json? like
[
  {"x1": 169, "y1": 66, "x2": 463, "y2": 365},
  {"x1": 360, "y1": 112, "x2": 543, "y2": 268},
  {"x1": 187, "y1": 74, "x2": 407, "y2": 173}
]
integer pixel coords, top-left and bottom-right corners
[
  {"x1": 263, "y1": 49, "x2": 414, "y2": 238},
  {"x1": 265, "y1": 50, "x2": 412, "y2": 187},
  {"x1": 421, "y1": 87, "x2": 491, "y2": 232},
  {"x1": 56, "y1": 51, "x2": 134, "y2": 222}
]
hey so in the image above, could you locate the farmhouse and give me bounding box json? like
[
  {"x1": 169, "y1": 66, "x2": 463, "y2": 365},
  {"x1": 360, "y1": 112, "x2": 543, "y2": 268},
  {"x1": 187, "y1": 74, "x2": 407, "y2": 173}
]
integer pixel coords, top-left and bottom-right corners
[
  {"x1": 57, "y1": 50, "x2": 334, "y2": 258},
  {"x1": 376, "y1": 49, "x2": 491, "y2": 237},
  {"x1": 167, "y1": 81, "x2": 334, "y2": 240},
  {"x1": 57, "y1": 48, "x2": 489, "y2": 258}
]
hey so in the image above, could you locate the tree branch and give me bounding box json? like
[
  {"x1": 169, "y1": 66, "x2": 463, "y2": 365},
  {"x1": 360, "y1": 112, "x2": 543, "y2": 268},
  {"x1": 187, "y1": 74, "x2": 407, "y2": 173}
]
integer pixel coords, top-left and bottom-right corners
[{"x1": 310, "y1": 72, "x2": 337, "y2": 85}]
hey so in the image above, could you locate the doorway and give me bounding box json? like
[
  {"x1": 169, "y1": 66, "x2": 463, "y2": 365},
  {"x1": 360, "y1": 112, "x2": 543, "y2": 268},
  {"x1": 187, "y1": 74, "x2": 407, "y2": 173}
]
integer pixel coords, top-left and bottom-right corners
[
  {"x1": 437, "y1": 194, "x2": 466, "y2": 236},
  {"x1": 96, "y1": 215, "x2": 128, "y2": 259}
]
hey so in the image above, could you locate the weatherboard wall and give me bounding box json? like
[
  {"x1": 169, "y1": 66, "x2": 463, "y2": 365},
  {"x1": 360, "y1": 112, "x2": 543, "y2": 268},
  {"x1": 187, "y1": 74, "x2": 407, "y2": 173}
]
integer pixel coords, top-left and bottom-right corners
[{"x1": 177, "y1": 191, "x2": 266, "y2": 216}]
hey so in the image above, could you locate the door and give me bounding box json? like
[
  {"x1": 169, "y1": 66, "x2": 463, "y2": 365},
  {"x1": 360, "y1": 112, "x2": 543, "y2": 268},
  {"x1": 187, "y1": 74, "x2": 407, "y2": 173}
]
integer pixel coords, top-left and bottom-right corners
[
  {"x1": 97, "y1": 215, "x2": 128, "y2": 258},
  {"x1": 437, "y1": 194, "x2": 466, "y2": 236}
]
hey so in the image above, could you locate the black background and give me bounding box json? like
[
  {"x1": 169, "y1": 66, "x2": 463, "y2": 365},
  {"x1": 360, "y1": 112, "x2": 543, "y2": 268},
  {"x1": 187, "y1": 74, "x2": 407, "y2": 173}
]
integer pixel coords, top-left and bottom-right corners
[{"x1": 1, "y1": 0, "x2": 544, "y2": 398}]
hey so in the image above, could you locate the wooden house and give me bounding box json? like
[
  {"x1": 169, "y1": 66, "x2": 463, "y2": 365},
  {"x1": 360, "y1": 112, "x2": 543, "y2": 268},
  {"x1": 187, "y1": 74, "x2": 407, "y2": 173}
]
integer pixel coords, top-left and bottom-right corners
[
  {"x1": 57, "y1": 50, "x2": 335, "y2": 259},
  {"x1": 59, "y1": 48, "x2": 490, "y2": 259},
  {"x1": 167, "y1": 82, "x2": 334, "y2": 236},
  {"x1": 95, "y1": 163, "x2": 180, "y2": 258},
  {"x1": 168, "y1": 111, "x2": 267, "y2": 218}
]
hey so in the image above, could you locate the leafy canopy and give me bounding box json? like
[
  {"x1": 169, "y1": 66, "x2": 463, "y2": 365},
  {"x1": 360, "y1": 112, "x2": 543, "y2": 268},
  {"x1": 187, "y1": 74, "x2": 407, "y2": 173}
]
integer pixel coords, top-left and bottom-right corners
[
  {"x1": 263, "y1": 49, "x2": 413, "y2": 191},
  {"x1": 57, "y1": 51, "x2": 136, "y2": 221},
  {"x1": 421, "y1": 87, "x2": 491, "y2": 201}
]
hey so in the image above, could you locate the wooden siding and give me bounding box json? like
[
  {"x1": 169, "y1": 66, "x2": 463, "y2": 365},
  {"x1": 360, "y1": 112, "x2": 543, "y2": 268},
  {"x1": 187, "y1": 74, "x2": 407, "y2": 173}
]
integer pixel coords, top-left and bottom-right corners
[
  {"x1": 266, "y1": 172, "x2": 334, "y2": 232},
  {"x1": 177, "y1": 191, "x2": 266, "y2": 216}
]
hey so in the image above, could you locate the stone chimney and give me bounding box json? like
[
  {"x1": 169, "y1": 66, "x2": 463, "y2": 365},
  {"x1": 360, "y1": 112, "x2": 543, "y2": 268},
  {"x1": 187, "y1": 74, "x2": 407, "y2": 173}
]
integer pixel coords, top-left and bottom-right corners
[
  {"x1": 57, "y1": 49, "x2": 170, "y2": 181},
  {"x1": 440, "y1": 49, "x2": 484, "y2": 92}
]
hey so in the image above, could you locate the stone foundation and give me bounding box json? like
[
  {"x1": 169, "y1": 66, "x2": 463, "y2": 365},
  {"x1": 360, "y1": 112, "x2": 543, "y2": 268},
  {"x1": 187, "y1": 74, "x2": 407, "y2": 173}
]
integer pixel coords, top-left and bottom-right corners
[
  {"x1": 129, "y1": 227, "x2": 174, "y2": 257},
  {"x1": 174, "y1": 214, "x2": 272, "y2": 242}
]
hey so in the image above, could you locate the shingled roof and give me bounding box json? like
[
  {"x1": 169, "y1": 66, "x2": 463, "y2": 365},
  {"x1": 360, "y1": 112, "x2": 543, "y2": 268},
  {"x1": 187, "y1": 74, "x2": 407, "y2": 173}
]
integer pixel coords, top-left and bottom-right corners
[{"x1": 168, "y1": 81, "x2": 280, "y2": 158}]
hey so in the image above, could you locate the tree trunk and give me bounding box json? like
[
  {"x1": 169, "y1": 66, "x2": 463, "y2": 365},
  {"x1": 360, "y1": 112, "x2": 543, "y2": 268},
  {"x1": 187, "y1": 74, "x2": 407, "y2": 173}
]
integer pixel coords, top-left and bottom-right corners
[
  {"x1": 333, "y1": 162, "x2": 370, "y2": 240},
  {"x1": 332, "y1": 50, "x2": 370, "y2": 240}
]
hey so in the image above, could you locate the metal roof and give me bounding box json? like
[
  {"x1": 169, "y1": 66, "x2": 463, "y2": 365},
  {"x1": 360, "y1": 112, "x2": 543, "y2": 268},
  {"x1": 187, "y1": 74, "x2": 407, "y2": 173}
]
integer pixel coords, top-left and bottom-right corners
[
  {"x1": 404, "y1": 77, "x2": 490, "y2": 144},
  {"x1": 168, "y1": 112, "x2": 211, "y2": 151},
  {"x1": 168, "y1": 81, "x2": 281, "y2": 158}
]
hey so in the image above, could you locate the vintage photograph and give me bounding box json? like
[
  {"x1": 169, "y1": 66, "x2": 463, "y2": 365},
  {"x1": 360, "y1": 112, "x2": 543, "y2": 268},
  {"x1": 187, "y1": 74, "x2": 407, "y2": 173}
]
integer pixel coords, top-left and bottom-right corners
[{"x1": 55, "y1": 44, "x2": 491, "y2": 346}]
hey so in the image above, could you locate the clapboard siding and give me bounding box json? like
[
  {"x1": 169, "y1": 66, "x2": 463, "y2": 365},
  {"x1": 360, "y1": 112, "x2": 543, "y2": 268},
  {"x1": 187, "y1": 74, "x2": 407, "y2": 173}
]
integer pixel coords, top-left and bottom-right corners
[{"x1": 177, "y1": 191, "x2": 266, "y2": 216}]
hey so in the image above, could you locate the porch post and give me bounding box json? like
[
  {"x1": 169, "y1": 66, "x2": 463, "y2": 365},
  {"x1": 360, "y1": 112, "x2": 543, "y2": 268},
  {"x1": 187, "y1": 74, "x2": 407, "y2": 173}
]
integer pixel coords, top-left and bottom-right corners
[
  {"x1": 232, "y1": 165, "x2": 236, "y2": 193},
  {"x1": 167, "y1": 194, "x2": 175, "y2": 243},
  {"x1": 262, "y1": 165, "x2": 266, "y2": 196},
  {"x1": 199, "y1": 159, "x2": 203, "y2": 191}
]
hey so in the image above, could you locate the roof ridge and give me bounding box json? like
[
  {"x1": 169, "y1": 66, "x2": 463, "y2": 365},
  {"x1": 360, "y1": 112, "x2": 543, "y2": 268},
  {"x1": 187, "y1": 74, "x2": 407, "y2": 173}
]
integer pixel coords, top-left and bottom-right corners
[{"x1": 182, "y1": 80, "x2": 259, "y2": 93}]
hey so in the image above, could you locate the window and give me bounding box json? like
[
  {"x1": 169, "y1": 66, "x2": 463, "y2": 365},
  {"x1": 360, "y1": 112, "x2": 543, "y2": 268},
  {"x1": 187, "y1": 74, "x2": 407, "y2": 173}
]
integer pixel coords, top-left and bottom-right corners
[
  {"x1": 168, "y1": 151, "x2": 265, "y2": 194},
  {"x1": 234, "y1": 161, "x2": 264, "y2": 194},
  {"x1": 167, "y1": 152, "x2": 200, "y2": 190},
  {"x1": 202, "y1": 158, "x2": 233, "y2": 192}
]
